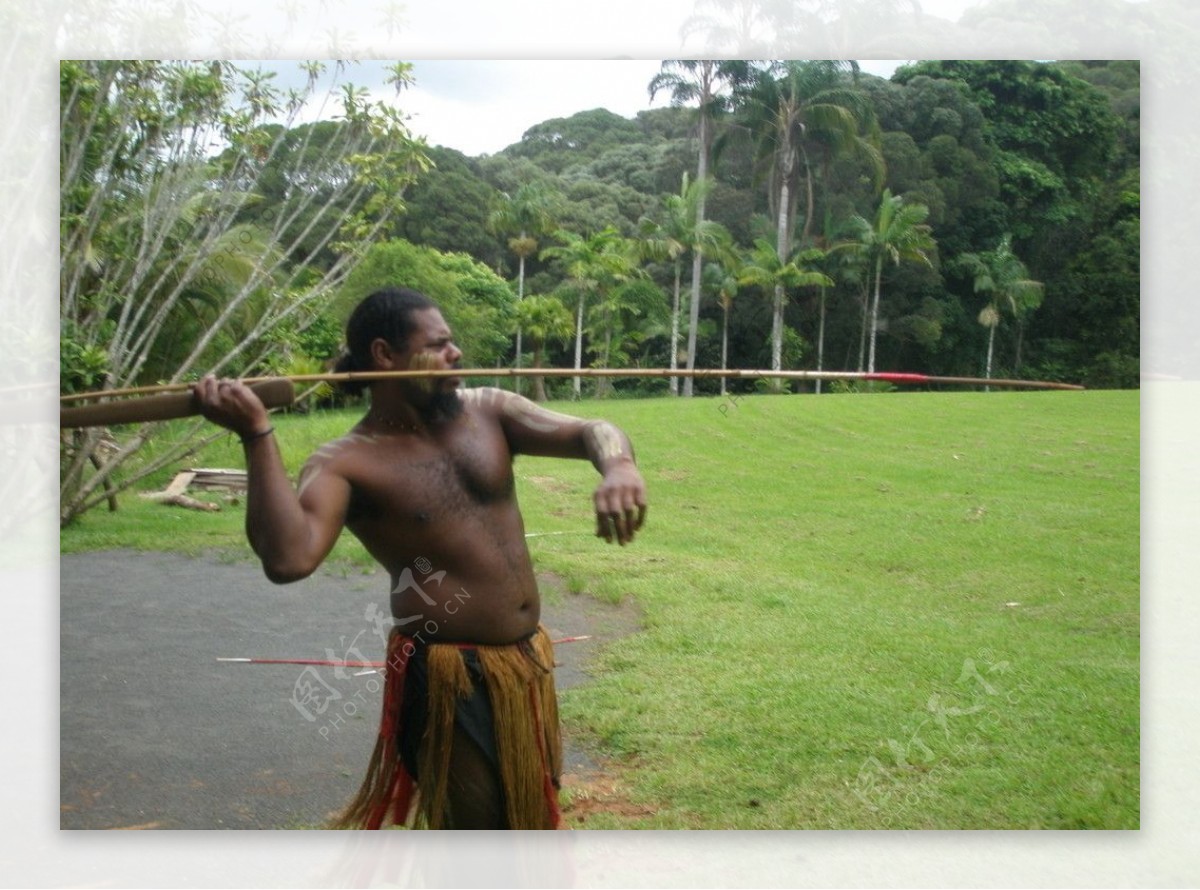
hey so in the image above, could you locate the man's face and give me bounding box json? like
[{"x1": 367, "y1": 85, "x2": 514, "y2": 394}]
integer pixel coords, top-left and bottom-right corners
[{"x1": 401, "y1": 308, "x2": 464, "y2": 418}]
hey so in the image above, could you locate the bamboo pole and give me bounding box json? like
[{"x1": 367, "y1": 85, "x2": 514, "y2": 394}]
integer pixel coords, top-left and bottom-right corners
[{"x1": 61, "y1": 368, "x2": 1085, "y2": 403}]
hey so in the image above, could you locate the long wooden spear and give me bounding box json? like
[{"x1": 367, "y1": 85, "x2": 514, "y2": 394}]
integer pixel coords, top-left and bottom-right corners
[{"x1": 59, "y1": 368, "x2": 1083, "y2": 428}]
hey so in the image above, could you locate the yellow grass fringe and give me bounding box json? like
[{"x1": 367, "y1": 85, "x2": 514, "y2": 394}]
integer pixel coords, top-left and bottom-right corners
[
  {"x1": 415, "y1": 644, "x2": 473, "y2": 829},
  {"x1": 331, "y1": 626, "x2": 562, "y2": 830},
  {"x1": 476, "y1": 628, "x2": 562, "y2": 829}
]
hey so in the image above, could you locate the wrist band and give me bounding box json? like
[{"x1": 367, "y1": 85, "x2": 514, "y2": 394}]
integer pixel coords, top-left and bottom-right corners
[{"x1": 240, "y1": 426, "x2": 274, "y2": 445}]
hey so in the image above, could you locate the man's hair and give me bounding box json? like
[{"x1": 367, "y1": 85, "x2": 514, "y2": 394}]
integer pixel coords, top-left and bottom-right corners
[{"x1": 334, "y1": 287, "x2": 438, "y2": 396}]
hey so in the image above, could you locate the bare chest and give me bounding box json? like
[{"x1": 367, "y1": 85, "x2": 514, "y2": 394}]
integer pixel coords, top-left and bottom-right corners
[{"x1": 346, "y1": 423, "x2": 514, "y2": 526}]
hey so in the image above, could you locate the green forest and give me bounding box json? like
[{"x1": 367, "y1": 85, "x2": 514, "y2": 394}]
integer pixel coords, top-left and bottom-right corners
[
  {"x1": 368, "y1": 59, "x2": 1138, "y2": 397},
  {"x1": 60, "y1": 59, "x2": 1139, "y2": 522}
]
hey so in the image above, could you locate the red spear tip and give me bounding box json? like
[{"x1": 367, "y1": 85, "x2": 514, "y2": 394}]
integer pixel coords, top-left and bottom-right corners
[{"x1": 865, "y1": 372, "x2": 931, "y2": 385}]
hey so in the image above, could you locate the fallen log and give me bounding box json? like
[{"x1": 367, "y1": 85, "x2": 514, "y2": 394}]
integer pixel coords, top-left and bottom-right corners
[{"x1": 139, "y1": 471, "x2": 220, "y2": 512}]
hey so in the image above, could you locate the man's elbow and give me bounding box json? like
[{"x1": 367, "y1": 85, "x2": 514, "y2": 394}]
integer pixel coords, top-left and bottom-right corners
[
  {"x1": 259, "y1": 553, "x2": 319, "y2": 585},
  {"x1": 248, "y1": 527, "x2": 324, "y2": 584}
]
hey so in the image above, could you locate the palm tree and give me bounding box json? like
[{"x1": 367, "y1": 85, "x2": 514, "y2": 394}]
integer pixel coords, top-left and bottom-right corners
[
  {"x1": 587, "y1": 277, "x2": 663, "y2": 397},
  {"x1": 812, "y1": 211, "x2": 863, "y2": 387},
  {"x1": 681, "y1": 204, "x2": 733, "y2": 394},
  {"x1": 800, "y1": 236, "x2": 833, "y2": 393},
  {"x1": 825, "y1": 230, "x2": 873, "y2": 373},
  {"x1": 847, "y1": 189, "x2": 936, "y2": 374},
  {"x1": 636, "y1": 176, "x2": 691, "y2": 396},
  {"x1": 515, "y1": 294, "x2": 574, "y2": 402},
  {"x1": 738, "y1": 238, "x2": 833, "y2": 381},
  {"x1": 735, "y1": 60, "x2": 883, "y2": 275},
  {"x1": 637, "y1": 173, "x2": 731, "y2": 395},
  {"x1": 487, "y1": 181, "x2": 560, "y2": 388},
  {"x1": 954, "y1": 235, "x2": 1044, "y2": 386},
  {"x1": 650, "y1": 60, "x2": 752, "y2": 396},
  {"x1": 704, "y1": 258, "x2": 741, "y2": 397},
  {"x1": 540, "y1": 227, "x2": 634, "y2": 398}
]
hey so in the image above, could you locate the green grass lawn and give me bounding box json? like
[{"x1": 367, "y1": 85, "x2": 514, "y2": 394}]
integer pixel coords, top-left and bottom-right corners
[{"x1": 61, "y1": 388, "x2": 1139, "y2": 829}]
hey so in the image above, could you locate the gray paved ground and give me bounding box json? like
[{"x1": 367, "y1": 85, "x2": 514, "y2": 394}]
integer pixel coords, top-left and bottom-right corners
[{"x1": 60, "y1": 550, "x2": 639, "y2": 829}]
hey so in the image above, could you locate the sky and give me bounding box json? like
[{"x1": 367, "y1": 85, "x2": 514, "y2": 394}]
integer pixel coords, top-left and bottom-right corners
[
  {"x1": 276, "y1": 59, "x2": 907, "y2": 157},
  {"x1": 405, "y1": 59, "x2": 677, "y2": 155}
]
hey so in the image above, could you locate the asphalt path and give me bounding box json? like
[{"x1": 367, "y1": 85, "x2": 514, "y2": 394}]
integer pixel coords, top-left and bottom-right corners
[{"x1": 60, "y1": 550, "x2": 639, "y2": 830}]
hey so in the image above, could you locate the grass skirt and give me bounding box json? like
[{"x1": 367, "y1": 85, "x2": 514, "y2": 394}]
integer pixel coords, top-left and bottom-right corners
[{"x1": 332, "y1": 625, "x2": 562, "y2": 829}]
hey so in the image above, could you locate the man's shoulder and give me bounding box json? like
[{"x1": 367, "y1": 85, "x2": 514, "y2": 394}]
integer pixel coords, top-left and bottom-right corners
[
  {"x1": 303, "y1": 427, "x2": 380, "y2": 466},
  {"x1": 460, "y1": 386, "x2": 510, "y2": 408},
  {"x1": 459, "y1": 386, "x2": 526, "y2": 422},
  {"x1": 296, "y1": 428, "x2": 374, "y2": 496}
]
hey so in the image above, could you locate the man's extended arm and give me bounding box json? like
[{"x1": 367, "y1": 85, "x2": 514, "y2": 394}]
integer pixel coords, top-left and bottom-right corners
[
  {"x1": 480, "y1": 388, "x2": 647, "y2": 545},
  {"x1": 581, "y1": 419, "x2": 646, "y2": 545}
]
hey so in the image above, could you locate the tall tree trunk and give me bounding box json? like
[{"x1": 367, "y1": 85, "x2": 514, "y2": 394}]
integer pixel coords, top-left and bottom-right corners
[
  {"x1": 684, "y1": 104, "x2": 710, "y2": 398},
  {"x1": 670, "y1": 263, "x2": 681, "y2": 396},
  {"x1": 776, "y1": 180, "x2": 791, "y2": 259},
  {"x1": 868, "y1": 255, "x2": 883, "y2": 374},
  {"x1": 857, "y1": 290, "x2": 868, "y2": 372},
  {"x1": 685, "y1": 251, "x2": 702, "y2": 397},
  {"x1": 514, "y1": 247, "x2": 526, "y2": 394},
  {"x1": 532, "y1": 339, "x2": 547, "y2": 402},
  {"x1": 771, "y1": 173, "x2": 791, "y2": 392},
  {"x1": 985, "y1": 322, "x2": 996, "y2": 392},
  {"x1": 573, "y1": 293, "x2": 584, "y2": 399},
  {"x1": 600, "y1": 321, "x2": 613, "y2": 398},
  {"x1": 772, "y1": 283, "x2": 785, "y2": 376}
]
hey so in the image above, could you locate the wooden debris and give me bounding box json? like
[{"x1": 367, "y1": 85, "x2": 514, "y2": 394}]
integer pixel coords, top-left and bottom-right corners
[
  {"x1": 140, "y1": 468, "x2": 241, "y2": 513},
  {"x1": 185, "y1": 468, "x2": 248, "y2": 492}
]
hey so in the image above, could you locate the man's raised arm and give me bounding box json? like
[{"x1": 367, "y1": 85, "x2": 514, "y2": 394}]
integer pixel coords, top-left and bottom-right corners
[{"x1": 193, "y1": 375, "x2": 349, "y2": 582}]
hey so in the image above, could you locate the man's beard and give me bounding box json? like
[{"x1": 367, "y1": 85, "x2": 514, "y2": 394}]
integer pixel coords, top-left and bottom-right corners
[{"x1": 421, "y1": 387, "x2": 464, "y2": 423}]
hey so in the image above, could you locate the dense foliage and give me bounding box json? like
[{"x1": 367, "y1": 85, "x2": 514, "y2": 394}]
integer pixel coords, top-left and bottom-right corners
[
  {"x1": 384, "y1": 59, "x2": 1139, "y2": 392},
  {"x1": 59, "y1": 60, "x2": 427, "y2": 523},
  {"x1": 61, "y1": 58, "x2": 1139, "y2": 519}
]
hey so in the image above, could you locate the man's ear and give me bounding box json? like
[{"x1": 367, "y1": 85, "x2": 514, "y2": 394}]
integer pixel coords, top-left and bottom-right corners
[{"x1": 369, "y1": 337, "x2": 399, "y2": 370}]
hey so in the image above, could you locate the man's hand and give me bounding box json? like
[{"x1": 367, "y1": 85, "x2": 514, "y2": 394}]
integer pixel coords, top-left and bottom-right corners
[
  {"x1": 192, "y1": 375, "x2": 272, "y2": 440},
  {"x1": 593, "y1": 461, "x2": 647, "y2": 546}
]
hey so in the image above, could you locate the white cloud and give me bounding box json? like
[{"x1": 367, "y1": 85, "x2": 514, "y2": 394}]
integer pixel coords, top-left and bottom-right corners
[
  {"x1": 403, "y1": 60, "x2": 670, "y2": 155},
  {"x1": 394, "y1": 60, "x2": 906, "y2": 157}
]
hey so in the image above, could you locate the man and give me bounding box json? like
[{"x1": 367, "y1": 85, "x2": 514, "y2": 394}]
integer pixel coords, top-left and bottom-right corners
[{"x1": 193, "y1": 286, "x2": 647, "y2": 830}]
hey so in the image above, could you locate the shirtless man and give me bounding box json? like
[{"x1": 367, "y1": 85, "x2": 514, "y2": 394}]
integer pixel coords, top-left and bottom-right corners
[{"x1": 193, "y1": 286, "x2": 647, "y2": 829}]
